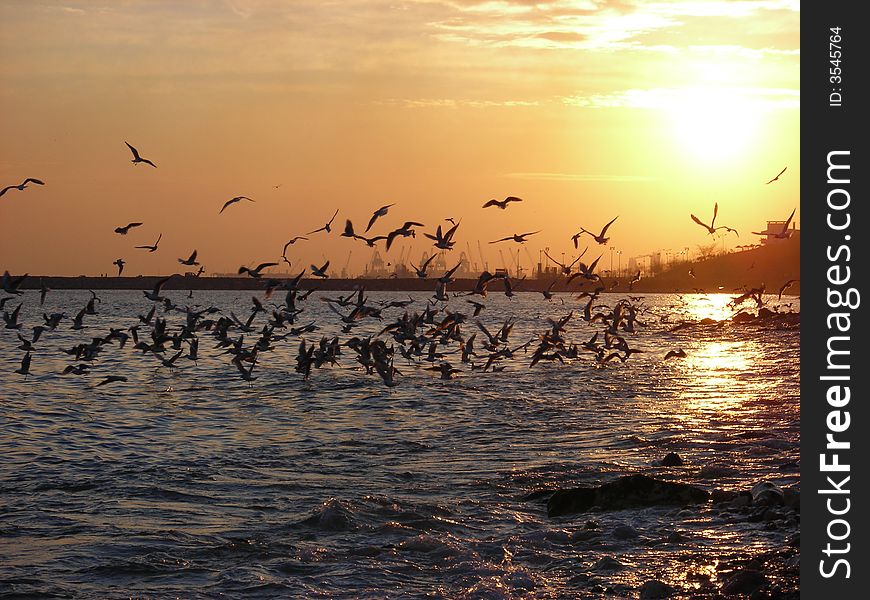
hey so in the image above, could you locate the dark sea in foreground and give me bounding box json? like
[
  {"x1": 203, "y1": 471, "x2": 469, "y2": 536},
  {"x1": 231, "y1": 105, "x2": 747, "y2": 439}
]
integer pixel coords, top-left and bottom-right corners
[{"x1": 0, "y1": 290, "x2": 799, "y2": 599}]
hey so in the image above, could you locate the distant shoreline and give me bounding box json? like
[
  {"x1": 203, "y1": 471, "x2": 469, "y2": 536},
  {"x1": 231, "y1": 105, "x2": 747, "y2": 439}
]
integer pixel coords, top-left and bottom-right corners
[{"x1": 12, "y1": 237, "x2": 800, "y2": 295}]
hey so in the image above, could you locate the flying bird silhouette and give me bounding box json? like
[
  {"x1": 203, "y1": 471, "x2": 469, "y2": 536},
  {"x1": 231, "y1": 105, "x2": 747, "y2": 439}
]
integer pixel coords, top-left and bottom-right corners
[
  {"x1": 114, "y1": 222, "x2": 143, "y2": 235},
  {"x1": 572, "y1": 216, "x2": 618, "y2": 247},
  {"x1": 482, "y1": 196, "x2": 522, "y2": 209},
  {"x1": 113, "y1": 259, "x2": 126, "y2": 276},
  {"x1": 238, "y1": 262, "x2": 278, "y2": 278},
  {"x1": 178, "y1": 250, "x2": 199, "y2": 266},
  {"x1": 311, "y1": 261, "x2": 330, "y2": 278},
  {"x1": 366, "y1": 204, "x2": 395, "y2": 232},
  {"x1": 766, "y1": 166, "x2": 787, "y2": 184},
  {"x1": 308, "y1": 209, "x2": 340, "y2": 235},
  {"x1": 219, "y1": 196, "x2": 254, "y2": 214},
  {"x1": 752, "y1": 208, "x2": 796, "y2": 239},
  {"x1": 0, "y1": 178, "x2": 45, "y2": 198},
  {"x1": 690, "y1": 203, "x2": 737, "y2": 236},
  {"x1": 135, "y1": 233, "x2": 162, "y2": 252},
  {"x1": 489, "y1": 231, "x2": 540, "y2": 244},
  {"x1": 125, "y1": 141, "x2": 157, "y2": 167}
]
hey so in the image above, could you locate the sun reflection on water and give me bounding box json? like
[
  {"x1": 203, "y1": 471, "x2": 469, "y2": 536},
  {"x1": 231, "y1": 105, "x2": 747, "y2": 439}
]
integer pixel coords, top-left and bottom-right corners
[{"x1": 683, "y1": 293, "x2": 737, "y2": 322}]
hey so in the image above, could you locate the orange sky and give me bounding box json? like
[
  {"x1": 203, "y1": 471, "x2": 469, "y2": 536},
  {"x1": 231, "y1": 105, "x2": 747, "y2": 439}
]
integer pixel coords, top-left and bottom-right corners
[{"x1": 0, "y1": 0, "x2": 799, "y2": 278}]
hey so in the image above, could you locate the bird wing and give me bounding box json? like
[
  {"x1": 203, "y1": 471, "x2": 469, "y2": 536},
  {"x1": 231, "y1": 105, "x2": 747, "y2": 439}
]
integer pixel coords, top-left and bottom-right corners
[
  {"x1": 23, "y1": 178, "x2": 45, "y2": 185},
  {"x1": 189, "y1": 250, "x2": 198, "y2": 262},
  {"x1": 690, "y1": 214, "x2": 709, "y2": 229},
  {"x1": 142, "y1": 158, "x2": 157, "y2": 168},
  {"x1": 152, "y1": 276, "x2": 171, "y2": 295},
  {"x1": 0, "y1": 186, "x2": 12, "y2": 197},
  {"x1": 543, "y1": 250, "x2": 564, "y2": 268},
  {"x1": 365, "y1": 213, "x2": 380, "y2": 233},
  {"x1": 125, "y1": 141, "x2": 141, "y2": 160},
  {"x1": 781, "y1": 208, "x2": 796, "y2": 232},
  {"x1": 327, "y1": 209, "x2": 339, "y2": 225},
  {"x1": 255, "y1": 262, "x2": 278, "y2": 272},
  {"x1": 505, "y1": 196, "x2": 523, "y2": 203},
  {"x1": 489, "y1": 236, "x2": 511, "y2": 244},
  {"x1": 599, "y1": 216, "x2": 618, "y2": 237},
  {"x1": 307, "y1": 225, "x2": 327, "y2": 235},
  {"x1": 219, "y1": 198, "x2": 237, "y2": 214},
  {"x1": 482, "y1": 199, "x2": 498, "y2": 208}
]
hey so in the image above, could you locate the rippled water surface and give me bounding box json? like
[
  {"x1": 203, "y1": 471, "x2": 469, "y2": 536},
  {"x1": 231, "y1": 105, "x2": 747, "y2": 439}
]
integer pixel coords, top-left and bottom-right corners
[{"x1": 1, "y1": 290, "x2": 799, "y2": 598}]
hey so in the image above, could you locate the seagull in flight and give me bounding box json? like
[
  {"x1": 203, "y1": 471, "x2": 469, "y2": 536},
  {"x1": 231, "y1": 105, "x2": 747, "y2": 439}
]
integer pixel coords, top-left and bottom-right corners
[
  {"x1": 114, "y1": 222, "x2": 143, "y2": 235},
  {"x1": 386, "y1": 221, "x2": 424, "y2": 251},
  {"x1": 766, "y1": 166, "x2": 787, "y2": 184},
  {"x1": 690, "y1": 203, "x2": 737, "y2": 236},
  {"x1": 572, "y1": 216, "x2": 618, "y2": 247},
  {"x1": 238, "y1": 262, "x2": 278, "y2": 278},
  {"x1": 113, "y1": 259, "x2": 126, "y2": 276},
  {"x1": 482, "y1": 196, "x2": 522, "y2": 209},
  {"x1": 135, "y1": 233, "x2": 162, "y2": 252},
  {"x1": 310, "y1": 261, "x2": 330, "y2": 278},
  {"x1": 178, "y1": 250, "x2": 199, "y2": 266},
  {"x1": 143, "y1": 275, "x2": 172, "y2": 301},
  {"x1": 1, "y1": 178, "x2": 45, "y2": 198},
  {"x1": 125, "y1": 141, "x2": 157, "y2": 167},
  {"x1": 544, "y1": 249, "x2": 586, "y2": 276},
  {"x1": 366, "y1": 204, "x2": 395, "y2": 233},
  {"x1": 308, "y1": 209, "x2": 339, "y2": 235},
  {"x1": 663, "y1": 348, "x2": 687, "y2": 360},
  {"x1": 14, "y1": 352, "x2": 32, "y2": 379},
  {"x1": 411, "y1": 254, "x2": 437, "y2": 278},
  {"x1": 220, "y1": 196, "x2": 254, "y2": 214},
  {"x1": 489, "y1": 231, "x2": 540, "y2": 244},
  {"x1": 752, "y1": 208, "x2": 796, "y2": 239},
  {"x1": 95, "y1": 375, "x2": 128, "y2": 387}
]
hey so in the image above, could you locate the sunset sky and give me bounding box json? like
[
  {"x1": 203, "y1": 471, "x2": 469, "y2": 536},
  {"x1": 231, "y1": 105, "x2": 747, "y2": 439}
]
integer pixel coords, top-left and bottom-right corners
[{"x1": 0, "y1": 0, "x2": 799, "y2": 278}]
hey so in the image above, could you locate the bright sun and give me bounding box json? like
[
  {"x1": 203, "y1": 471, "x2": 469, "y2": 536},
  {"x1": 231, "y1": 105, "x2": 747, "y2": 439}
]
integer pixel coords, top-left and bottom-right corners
[{"x1": 667, "y1": 87, "x2": 762, "y2": 164}]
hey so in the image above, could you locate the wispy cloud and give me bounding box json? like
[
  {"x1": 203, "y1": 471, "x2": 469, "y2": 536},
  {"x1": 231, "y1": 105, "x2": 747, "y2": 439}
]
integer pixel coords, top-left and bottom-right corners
[
  {"x1": 560, "y1": 86, "x2": 799, "y2": 109},
  {"x1": 505, "y1": 172, "x2": 658, "y2": 182},
  {"x1": 376, "y1": 98, "x2": 540, "y2": 108}
]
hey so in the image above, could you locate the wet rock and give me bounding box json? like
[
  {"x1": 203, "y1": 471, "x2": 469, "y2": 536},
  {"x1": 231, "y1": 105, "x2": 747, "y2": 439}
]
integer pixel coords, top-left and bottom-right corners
[
  {"x1": 667, "y1": 530, "x2": 685, "y2": 543},
  {"x1": 698, "y1": 464, "x2": 738, "y2": 479},
  {"x1": 722, "y1": 569, "x2": 768, "y2": 595},
  {"x1": 591, "y1": 556, "x2": 625, "y2": 571},
  {"x1": 661, "y1": 452, "x2": 684, "y2": 467},
  {"x1": 711, "y1": 489, "x2": 753, "y2": 508},
  {"x1": 613, "y1": 524, "x2": 640, "y2": 539},
  {"x1": 751, "y1": 481, "x2": 785, "y2": 506},
  {"x1": 547, "y1": 474, "x2": 710, "y2": 517},
  {"x1": 639, "y1": 579, "x2": 674, "y2": 599},
  {"x1": 782, "y1": 487, "x2": 800, "y2": 512}
]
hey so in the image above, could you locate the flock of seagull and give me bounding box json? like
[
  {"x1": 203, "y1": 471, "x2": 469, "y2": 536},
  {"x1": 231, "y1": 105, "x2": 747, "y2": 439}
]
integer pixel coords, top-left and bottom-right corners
[{"x1": 2, "y1": 144, "x2": 797, "y2": 388}]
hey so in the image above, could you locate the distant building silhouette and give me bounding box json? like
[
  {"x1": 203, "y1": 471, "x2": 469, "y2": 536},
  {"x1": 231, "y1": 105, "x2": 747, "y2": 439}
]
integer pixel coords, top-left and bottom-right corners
[{"x1": 757, "y1": 220, "x2": 799, "y2": 244}]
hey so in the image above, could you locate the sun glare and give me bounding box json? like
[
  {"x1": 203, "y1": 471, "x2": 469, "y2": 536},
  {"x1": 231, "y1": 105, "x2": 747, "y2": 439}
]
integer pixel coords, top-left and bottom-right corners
[{"x1": 667, "y1": 87, "x2": 762, "y2": 164}]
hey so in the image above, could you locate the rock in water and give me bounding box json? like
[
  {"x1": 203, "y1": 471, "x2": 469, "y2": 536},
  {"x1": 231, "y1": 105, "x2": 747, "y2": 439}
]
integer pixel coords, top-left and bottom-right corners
[
  {"x1": 547, "y1": 474, "x2": 709, "y2": 517},
  {"x1": 750, "y1": 481, "x2": 785, "y2": 506},
  {"x1": 639, "y1": 579, "x2": 674, "y2": 599},
  {"x1": 661, "y1": 452, "x2": 683, "y2": 467},
  {"x1": 721, "y1": 569, "x2": 768, "y2": 595}
]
